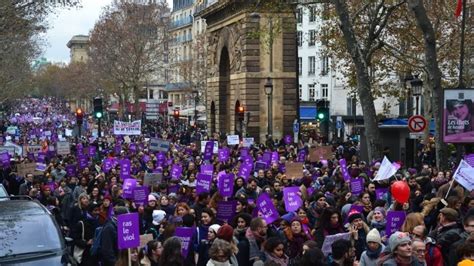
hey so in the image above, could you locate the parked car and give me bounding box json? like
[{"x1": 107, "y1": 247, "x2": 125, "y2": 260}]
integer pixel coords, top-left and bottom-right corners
[
  {"x1": 0, "y1": 199, "x2": 74, "y2": 265},
  {"x1": 0, "y1": 184, "x2": 8, "y2": 201}
]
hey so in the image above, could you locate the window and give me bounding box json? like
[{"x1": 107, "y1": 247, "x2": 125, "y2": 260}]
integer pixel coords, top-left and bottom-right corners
[
  {"x1": 321, "y1": 55, "x2": 329, "y2": 76},
  {"x1": 299, "y1": 85, "x2": 302, "y2": 100},
  {"x1": 347, "y1": 97, "x2": 357, "y2": 116},
  {"x1": 321, "y1": 84, "x2": 328, "y2": 99},
  {"x1": 308, "y1": 56, "x2": 315, "y2": 75},
  {"x1": 298, "y1": 57, "x2": 302, "y2": 76},
  {"x1": 309, "y1": 84, "x2": 315, "y2": 101},
  {"x1": 297, "y1": 8, "x2": 303, "y2": 24},
  {"x1": 309, "y1": 6, "x2": 316, "y2": 22},
  {"x1": 309, "y1": 30, "x2": 316, "y2": 46},
  {"x1": 297, "y1": 31, "x2": 303, "y2": 47}
]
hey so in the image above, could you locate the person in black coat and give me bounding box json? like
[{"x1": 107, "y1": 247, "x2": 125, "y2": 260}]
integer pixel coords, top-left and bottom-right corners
[
  {"x1": 100, "y1": 206, "x2": 129, "y2": 266},
  {"x1": 72, "y1": 203, "x2": 100, "y2": 266}
]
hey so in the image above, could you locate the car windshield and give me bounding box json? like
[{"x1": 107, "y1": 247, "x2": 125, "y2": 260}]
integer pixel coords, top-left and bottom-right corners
[{"x1": 0, "y1": 211, "x2": 63, "y2": 257}]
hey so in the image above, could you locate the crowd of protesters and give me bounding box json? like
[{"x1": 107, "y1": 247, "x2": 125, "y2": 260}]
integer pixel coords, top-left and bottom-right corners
[{"x1": 0, "y1": 97, "x2": 473, "y2": 266}]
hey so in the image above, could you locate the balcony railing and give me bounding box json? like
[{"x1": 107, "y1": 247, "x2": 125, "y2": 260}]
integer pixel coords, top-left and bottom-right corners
[{"x1": 170, "y1": 15, "x2": 193, "y2": 30}]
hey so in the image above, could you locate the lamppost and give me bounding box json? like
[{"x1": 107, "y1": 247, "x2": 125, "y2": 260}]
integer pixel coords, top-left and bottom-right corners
[
  {"x1": 410, "y1": 75, "x2": 423, "y2": 115},
  {"x1": 192, "y1": 90, "x2": 199, "y2": 127},
  {"x1": 265, "y1": 78, "x2": 273, "y2": 137}
]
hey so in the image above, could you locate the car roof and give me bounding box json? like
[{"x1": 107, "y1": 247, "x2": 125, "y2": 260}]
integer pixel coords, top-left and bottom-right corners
[{"x1": 0, "y1": 200, "x2": 49, "y2": 216}]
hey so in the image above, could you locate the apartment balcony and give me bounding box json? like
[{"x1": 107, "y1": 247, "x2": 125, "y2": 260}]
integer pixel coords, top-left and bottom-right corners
[{"x1": 170, "y1": 15, "x2": 193, "y2": 30}]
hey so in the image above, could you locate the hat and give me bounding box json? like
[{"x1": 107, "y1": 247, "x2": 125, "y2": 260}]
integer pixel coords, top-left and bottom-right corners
[
  {"x1": 168, "y1": 193, "x2": 177, "y2": 199},
  {"x1": 209, "y1": 224, "x2": 221, "y2": 234},
  {"x1": 103, "y1": 195, "x2": 112, "y2": 202},
  {"x1": 389, "y1": 231, "x2": 411, "y2": 252},
  {"x1": 348, "y1": 210, "x2": 364, "y2": 224},
  {"x1": 440, "y1": 208, "x2": 459, "y2": 221},
  {"x1": 281, "y1": 212, "x2": 296, "y2": 223},
  {"x1": 114, "y1": 206, "x2": 129, "y2": 216},
  {"x1": 217, "y1": 224, "x2": 234, "y2": 242},
  {"x1": 148, "y1": 194, "x2": 157, "y2": 202},
  {"x1": 152, "y1": 210, "x2": 166, "y2": 225},
  {"x1": 366, "y1": 228, "x2": 382, "y2": 244},
  {"x1": 374, "y1": 207, "x2": 386, "y2": 218}
]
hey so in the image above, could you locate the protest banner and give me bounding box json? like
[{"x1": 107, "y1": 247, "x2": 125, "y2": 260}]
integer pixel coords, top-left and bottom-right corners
[
  {"x1": 203, "y1": 141, "x2": 214, "y2": 160},
  {"x1": 242, "y1": 137, "x2": 254, "y2": 147},
  {"x1": 283, "y1": 187, "x2": 303, "y2": 212},
  {"x1": 465, "y1": 154, "x2": 474, "y2": 168},
  {"x1": 238, "y1": 162, "x2": 253, "y2": 180},
  {"x1": 36, "y1": 163, "x2": 47, "y2": 172},
  {"x1": 196, "y1": 173, "x2": 212, "y2": 194},
  {"x1": 14, "y1": 163, "x2": 36, "y2": 177},
  {"x1": 227, "y1": 135, "x2": 240, "y2": 145},
  {"x1": 271, "y1": 151, "x2": 279, "y2": 163},
  {"x1": 321, "y1": 232, "x2": 351, "y2": 256},
  {"x1": 149, "y1": 138, "x2": 170, "y2": 152},
  {"x1": 375, "y1": 188, "x2": 389, "y2": 200},
  {"x1": 218, "y1": 148, "x2": 230, "y2": 162},
  {"x1": 133, "y1": 186, "x2": 150, "y2": 206},
  {"x1": 309, "y1": 146, "x2": 333, "y2": 162},
  {"x1": 297, "y1": 150, "x2": 306, "y2": 162},
  {"x1": 120, "y1": 159, "x2": 131, "y2": 179},
  {"x1": 65, "y1": 164, "x2": 77, "y2": 177},
  {"x1": 453, "y1": 160, "x2": 474, "y2": 192},
  {"x1": 385, "y1": 211, "x2": 406, "y2": 237},
  {"x1": 200, "y1": 141, "x2": 218, "y2": 154},
  {"x1": 122, "y1": 179, "x2": 137, "y2": 199},
  {"x1": 117, "y1": 213, "x2": 140, "y2": 249},
  {"x1": 56, "y1": 141, "x2": 70, "y2": 155},
  {"x1": 262, "y1": 152, "x2": 272, "y2": 164},
  {"x1": 339, "y1": 159, "x2": 351, "y2": 182},
  {"x1": 374, "y1": 156, "x2": 399, "y2": 181},
  {"x1": 218, "y1": 174, "x2": 234, "y2": 197},
  {"x1": 143, "y1": 173, "x2": 162, "y2": 186},
  {"x1": 113, "y1": 120, "x2": 141, "y2": 135},
  {"x1": 200, "y1": 164, "x2": 213, "y2": 175},
  {"x1": 285, "y1": 162, "x2": 304, "y2": 179},
  {"x1": 217, "y1": 201, "x2": 237, "y2": 222},
  {"x1": 175, "y1": 227, "x2": 193, "y2": 258},
  {"x1": 350, "y1": 178, "x2": 365, "y2": 196},
  {"x1": 256, "y1": 193, "x2": 279, "y2": 224},
  {"x1": 171, "y1": 164, "x2": 183, "y2": 180}
]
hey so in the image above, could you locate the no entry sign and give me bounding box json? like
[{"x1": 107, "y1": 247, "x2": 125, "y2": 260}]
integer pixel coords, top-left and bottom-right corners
[{"x1": 408, "y1": 115, "x2": 427, "y2": 133}]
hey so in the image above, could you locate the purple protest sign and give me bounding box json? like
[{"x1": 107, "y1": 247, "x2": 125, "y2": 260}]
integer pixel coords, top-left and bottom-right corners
[
  {"x1": 238, "y1": 162, "x2": 253, "y2": 180},
  {"x1": 350, "y1": 178, "x2": 364, "y2": 196},
  {"x1": 156, "y1": 152, "x2": 165, "y2": 162},
  {"x1": 256, "y1": 193, "x2": 279, "y2": 224},
  {"x1": 200, "y1": 164, "x2": 213, "y2": 175},
  {"x1": 103, "y1": 158, "x2": 113, "y2": 173},
  {"x1": 218, "y1": 174, "x2": 234, "y2": 197},
  {"x1": 129, "y1": 143, "x2": 137, "y2": 153},
  {"x1": 283, "y1": 187, "x2": 303, "y2": 212},
  {"x1": 242, "y1": 155, "x2": 253, "y2": 165},
  {"x1": 36, "y1": 163, "x2": 47, "y2": 172},
  {"x1": 271, "y1": 151, "x2": 279, "y2": 163},
  {"x1": 175, "y1": 227, "x2": 193, "y2": 258},
  {"x1": 37, "y1": 152, "x2": 46, "y2": 163},
  {"x1": 284, "y1": 135, "x2": 293, "y2": 144},
  {"x1": 117, "y1": 213, "x2": 140, "y2": 249},
  {"x1": 217, "y1": 201, "x2": 237, "y2": 222},
  {"x1": 196, "y1": 173, "x2": 212, "y2": 194},
  {"x1": 120, "y1": 159, "x2": 131, "y2": 179},
  {"x1": 114, "y1": 144, "x2": 121, "y2": 155},
  {"x1": 262, "y1": 152, "x2": 272, "y2": 164},
  {"x1": 218, "y1": 148, "x2": 230, "y2": 162},
  {"x1": 78, "y1": 155, "x2": 88, "y2": 170},
  {"x1": 133, "y1": 186, "x2": 149, "y2": 206},
  {"x1": 339, "y1": 159, "x2": 351, "y2": 182},
  {"x1": 255, "y1": 161, "x2": 268, "y2": 171},
  {"x1": 240, "y1": 148, "x2": 249, "y2": 157},
  {"x1": 203, "y1": 141, "x2": 214, "y2": 161},
  {"x1": 464, "y1": 154, "x2": 474, "y2": 168},
  {"x1": 375, "y1": 188, "x2": 389, "y2": 200},
  {"x1": 385, "y1": 211, "x2": 406, "y2": 237},
  {"x1": 122, "y1": 179, "x2": 137, "y2": 199},
  {"x1": 171, "y1": 164, "x2": 183, "y2": 180},
  {"x1": 297, "y1": 150, "x2": 306, "y2": 162},
  {"x1": 89, "y1": 146, "x2": 96, "y2": 157},
  {"x1": 0, "y1": 152, "x2": 10, "y2": 168},
  {"x1": 142, "y1": 154, "x2": 150, "y2": 163},
  {"x1": 66, "y1": 164, "x2": 76, "y2": 177}
]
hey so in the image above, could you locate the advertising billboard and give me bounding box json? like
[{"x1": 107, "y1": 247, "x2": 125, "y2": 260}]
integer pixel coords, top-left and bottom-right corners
[{"x1": 444, "y1": 88, "x2": 474, "y2": 143}]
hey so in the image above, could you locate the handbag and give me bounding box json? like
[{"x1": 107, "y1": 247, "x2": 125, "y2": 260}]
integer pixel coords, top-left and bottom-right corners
[{"x1": 73, "y1": 221, "x2": 85, "y2": 264}]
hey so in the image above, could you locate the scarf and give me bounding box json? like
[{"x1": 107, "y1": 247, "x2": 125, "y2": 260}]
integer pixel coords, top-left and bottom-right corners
[
  {"x1": 245, "y1": 228, "x2": 264, "y2": 261},
  {"x1": 365, "y1": 244, "x2": 382, "y2": 259},
  {"x1": 371, "y1": 220, "x2": 386, "y2": 232}
]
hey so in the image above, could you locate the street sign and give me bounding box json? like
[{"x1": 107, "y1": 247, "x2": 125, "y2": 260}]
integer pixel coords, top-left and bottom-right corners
[
  {"x1": 409, "y1": 132, "x2": 424, "y2": 139},
  {"x1": 293, "y1": 121, "x2": 299, "y2": 133},
  {"x1": 408, "y1": 115, "x2": 427, "y2": 133}
]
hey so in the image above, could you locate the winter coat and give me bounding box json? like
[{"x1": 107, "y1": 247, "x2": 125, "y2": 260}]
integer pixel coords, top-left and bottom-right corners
[{"x1": 100, "y1": 217, "x2": 118, "y2": 266}]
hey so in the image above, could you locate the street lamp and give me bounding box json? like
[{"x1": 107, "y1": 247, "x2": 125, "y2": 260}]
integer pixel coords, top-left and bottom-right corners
[
  {"x1": 192, "y1": 90, "x2": 198, "y2": 126},
  {"x1": 410, "y1": 75, "x2": 423, "y2": 115},
  {"x1": 265, "y1": 77, "x2": 273, "y2": 137}
]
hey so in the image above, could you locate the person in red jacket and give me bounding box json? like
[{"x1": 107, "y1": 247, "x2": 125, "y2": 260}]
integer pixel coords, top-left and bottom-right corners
[{"x1": 411, "y1": 225, "x2": 443, "y2": 266}]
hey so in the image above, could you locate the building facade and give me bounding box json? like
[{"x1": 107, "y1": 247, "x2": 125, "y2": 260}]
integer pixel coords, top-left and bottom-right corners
[{"x1": 66, "y1": 35, "x2": 89, "y2": 63}]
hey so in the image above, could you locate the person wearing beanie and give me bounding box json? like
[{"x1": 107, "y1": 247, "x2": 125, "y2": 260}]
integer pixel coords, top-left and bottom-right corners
[
  {"x1": 152, "y1": 210, "x2": 166, "y2": 226},
  {"x1": 377, "y1": 231, "x2": 422, "y2": 266},
  {"x1": 359, "y1": 229, "x2": 385, "y2": 266},
  {"x1": 197, "y1": 224, "x2": 220, "y2": 266},
  {"x1": 348, "y1": 210, "x2": 369, "y2": 260},
  {"x1": 143, "y1": 194, "x2": 159, "y2": 230},
  {"x1": 217, "y1": 224, "x2": 239, "y2": 266},
  {"x1": 370, "y1": 207, "x2": 387, "y2": 242},
  {"x1": 308, "y1": 192, "x2": 329, "y2": 228},
  {"x1": 283, "y1": 218, "x2": 309, "y2": 260},
  {"x1": 100, "y1": 206, "x2": 129, "y2": 266}
]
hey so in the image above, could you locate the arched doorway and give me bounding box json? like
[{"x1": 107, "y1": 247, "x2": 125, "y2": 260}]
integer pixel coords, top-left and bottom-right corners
[
  {"x1": 218, "y1": 47, "x2": 231, "y2": 134},
  {"x1": 210, "y1": 101, "x2": 216, "y2": 135}
]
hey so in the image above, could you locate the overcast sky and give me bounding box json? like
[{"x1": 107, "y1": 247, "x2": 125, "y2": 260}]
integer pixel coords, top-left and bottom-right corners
[{"x1": 42, "y1": 0, "x2": 173, "y2": 63}]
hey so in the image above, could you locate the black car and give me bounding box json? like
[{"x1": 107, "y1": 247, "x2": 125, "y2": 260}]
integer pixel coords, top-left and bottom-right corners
[{"x1": 0, "y1": 199, "x2": 75, "y2": 265}]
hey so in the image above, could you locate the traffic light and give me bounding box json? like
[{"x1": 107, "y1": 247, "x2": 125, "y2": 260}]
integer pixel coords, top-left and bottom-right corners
[
  {"x1": 173, "y1": 109, "x2": 180, "y2": 120},
  {"x1": 76, "y1": 108, "x2": 84, "y2": 125},
  {"x1": 93, "y1": 97, "x2": 103, "y2": 119},
  {"x1": 237, "y1": 106, "x2": 245, "y2": 121}
]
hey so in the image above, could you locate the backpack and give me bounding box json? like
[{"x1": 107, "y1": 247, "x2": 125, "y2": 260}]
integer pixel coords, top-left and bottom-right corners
[{"x1": 90, "y1": 226, "x2": 103, "y2": 256}]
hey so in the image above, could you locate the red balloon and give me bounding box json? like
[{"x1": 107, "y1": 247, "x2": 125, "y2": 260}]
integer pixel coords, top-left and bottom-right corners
[{"x1": 391, "y1": 181, "x2": 410, "y2": 203}]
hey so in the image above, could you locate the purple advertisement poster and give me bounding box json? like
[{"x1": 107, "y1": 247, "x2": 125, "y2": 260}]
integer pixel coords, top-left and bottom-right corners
[
  {"x1": 171, "y1": 164, "x2": 183, "y2": 180},
  {"x1": 117, "y1": 213, "x2": 140, "y2": 249},
  {"x1": 375, "y1": 188, "x2": 389, "y2": 200},
  {"x1": 443, "y1": 88, "x2": 474, "y2": 143},
  {"x1": 175, "y1": 227, "x2": 193, "y2": 258},
  {"x1": 133, "y1": 186, "x2": 149, "y2": 206},
  {"x1": 196, "y1": 173, "x2": 212, "y2": 194},
  {"x1": 256, "y1": 193, "x2": 279, "y2": 224},
  {"x1": 218, "y1": 174, "x2": 234, "y2": 197},
  {"x1": 203, "y1": 141, "x2": 214, "y2": 160},
  {"x1": 217, "y1": 201, "x2": 237, "y2": 222},
  {"x1": 385, "y1": 211, "x2": 407, "y2": 237},
  {"x1": 339, "y1": 159, "x2": 351, "y2": 182},
  {"x1": 350, "y1": 178, "x2": 365, "y2": 196},
  {"x1": 122, "y1": 179, "x2": 137, "y2": 199},
  {"x1": 283, "y1": 187, "x2": 303, "y2": 212},
  {"x1": 200, "y1": 164, "x2": 214, "y2": 175},
  {"x1": 120, "y1": 159, "x2": 131, "y2": 179}
]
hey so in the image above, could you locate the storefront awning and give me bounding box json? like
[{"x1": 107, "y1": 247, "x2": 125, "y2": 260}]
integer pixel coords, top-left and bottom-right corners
[{"x1": 300, "y1": 106, "x2": 317, "y2": 120}]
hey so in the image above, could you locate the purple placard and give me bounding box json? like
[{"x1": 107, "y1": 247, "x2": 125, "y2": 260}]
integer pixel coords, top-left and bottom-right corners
[
  {"x1": 307, "y1": 187, "x2": 315, "y2": 196},
  {"x1": 120, "y1": 159, "x2": 131, "y2": 179},
  {"x1": 218, "y1": 148, "x2": 230, "y2": 162},
  {"x1": 218, "y1": 174, "x2": 234, "y2": 197},
  {"x1": 464, "y1": 154, "x2": 474, "y2": 168},
  {"x1": 242, "y1": 155, "x2": 253, "y2": 165},
  {"x1": 375, "y1": 188, "x2": 389, "y2": 200},
  {"x1": 66, "y1": 164, "x2": 76, "y2": 177},
  {"x1": 271, "y1": 151, "x2": 279, "y2": 163},
  {"x1": 129, "y1": 143, "x2": 137, "y2": 153},
  {"x1": 133, "y1": 186, "x2": 150, "y2": 206},
  {"x1": 171, "y1": 164, "x2": 183, "y2": 180},
  {"x1": 196, "y1": 173, "x2": 212, "y2": 194},
  {"x1": 217, "y1": 201, "x2": 237, "y2": 222},
  {"x1": 256, "y1": 193, "x2": 280, "y2": 224},
  {"x1": 175, "y1": 227, "x2": 193, "y2": 258},
  {"x1": 262, "y1": 152, "x2": 272, "y2": 164},
  {"x1": 238, "y1": 162, "x2": 253, "y2": 180},
  {"x1": 200, "y1": 164, "x2": 214, "y2": 175},
  {"x1": 297, "y1": 150, "x2": 306, "y2": 162},
  {"x1": 122, "y1": 179, "x2": 137, "y2": 199},
  {"x1": 89, "y1": 146, "x2": 97, "y2": 157},
  {"x1": 203, "y1": 141, "x2": 214, "y2": 161},
  {"x1": 78, "y1": 155, "x2": 88, "y2": 170},
  {"x1": 385, "y1": 211, "x2": 407, "y2": 237},
  {"x1": 284, "y1": 135, "x2": 293, "y2": 144},
  {"x1": 114, "y1": 144, "x2": 121, "y2": 154},
  {"x1": 142, "y1": 154, "x2": 150, "y2": 163},
  {"x1": 156, "y1": 152, "x2": 165, "y2": 162},
  {"x1": 339, "y1": 159, "x2": 351, "y2": 182},
  {"x1": 103, "y1": 158, "x2": 113, "y2": 173},
  {"x1": 350, "y1": 178, "x2": 365, "y2": 196},
  {"x1": 117, "y1": 213, "x2": 140, "y2": 249},
  {"x1": 37, "y1": 152, "x2": 46, "y2": 163},
  {"x1": 255, "y1": 161, "x2": 268, "y2": 171},
  {"x1": 283, "y1": 186, "x2": 303, "y2": 212},
  {"x1": 0, "y1": 152, "x2": 10, "y2": 168},
  {"x1": 240, "y1": 148, "x2": 249, "y2": 157}
]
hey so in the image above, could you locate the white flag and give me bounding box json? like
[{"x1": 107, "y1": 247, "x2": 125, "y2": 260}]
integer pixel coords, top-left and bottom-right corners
[
  {"x1": 373, "y1": 156, "x2": 399, "y2": 181},
  {"x1": 453, "y1": 160, "x2": 474, "y2": 192}
]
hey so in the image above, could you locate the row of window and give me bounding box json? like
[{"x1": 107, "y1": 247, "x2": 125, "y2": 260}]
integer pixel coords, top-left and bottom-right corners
[
  {"x1": 297, "y1": 30, "x2": 317, "y2": 47},
  {"x1": 298, "y1": 56, "x2": 329, "y2": 76},
  {"x1": 299, "y1": 84, "x2": 328, "y2": 101},
  {"x1": 296, "y1": 6, "x2": 317, "y2": 24}
]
